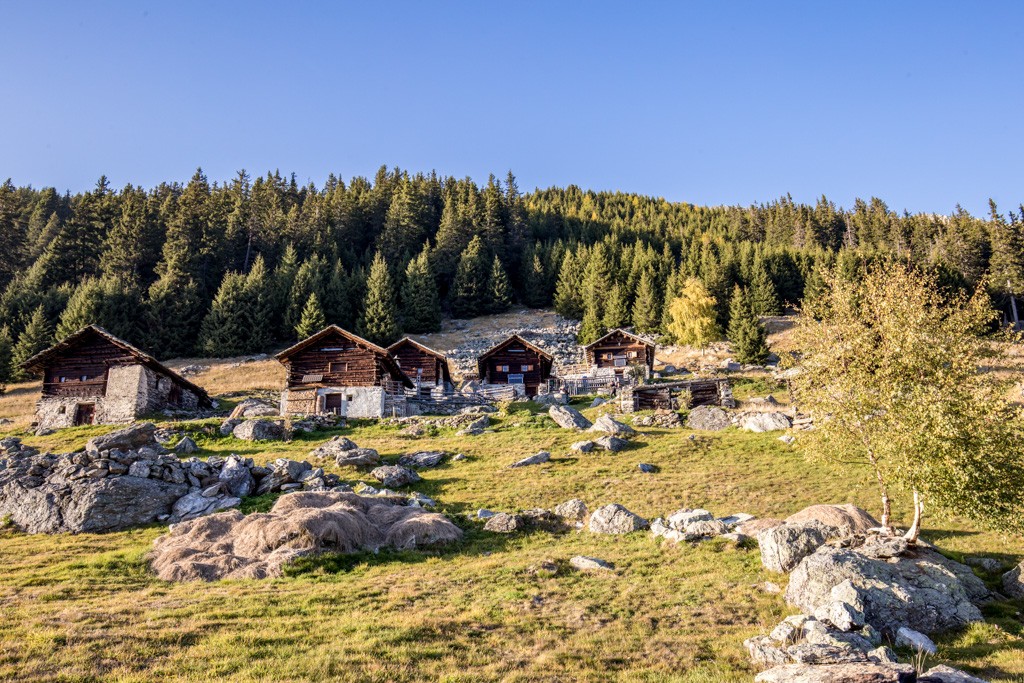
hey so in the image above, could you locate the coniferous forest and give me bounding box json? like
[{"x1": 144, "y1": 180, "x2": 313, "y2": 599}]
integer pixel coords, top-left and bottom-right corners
[{"x1": 0, "y1": 166, "x2": 1022, "y2": 380}]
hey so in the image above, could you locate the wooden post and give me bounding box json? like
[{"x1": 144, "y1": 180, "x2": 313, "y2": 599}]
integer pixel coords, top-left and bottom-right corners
[{"x1": 1009, "y1": 280, "x2": 1020, "y2": 330}]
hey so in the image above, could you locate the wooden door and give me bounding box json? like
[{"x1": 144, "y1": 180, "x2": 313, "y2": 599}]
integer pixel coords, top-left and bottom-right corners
[
  {"x1": 324, "y1": 394, "x2": 344, "y2": 416},
  {"x1": 74, "y1": 403, "x2": 96, "y2": 426}
]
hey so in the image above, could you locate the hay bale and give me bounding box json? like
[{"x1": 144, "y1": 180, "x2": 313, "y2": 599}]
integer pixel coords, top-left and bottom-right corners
[
  {"x1": 785, "y1": 504, "x2": 879, "y2": 535},
  {"x1": 150, "y1": 491, "x2": 462, "y2": 581}
]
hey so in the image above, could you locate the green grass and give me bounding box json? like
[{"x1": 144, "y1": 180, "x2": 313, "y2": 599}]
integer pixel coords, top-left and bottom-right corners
[{"x1": 1, "y1": 404, "x2": 1022, "y2": 682}]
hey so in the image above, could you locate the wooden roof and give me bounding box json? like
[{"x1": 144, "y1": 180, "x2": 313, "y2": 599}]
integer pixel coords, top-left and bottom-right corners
[
  {"x1": 583, "y1": 328, "x2": 656, "y2": 350},
  {"x1": 387, "y1": 337, "x2": 448, "y2": 361},
  {"x1": 477, "y1": 334, "x2": 554, "y2": 375},
  {"x1": 276, "y1": 325, "x2": 414, "y2": 388},
  {"x1": 21, "y1": 325, "x2": 212, "y2": 406}
]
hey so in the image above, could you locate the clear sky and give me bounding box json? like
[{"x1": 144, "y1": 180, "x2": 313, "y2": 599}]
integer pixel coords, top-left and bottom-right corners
[{"x1": 1, "y1": 1, "x2": 1021, "y2": 215}]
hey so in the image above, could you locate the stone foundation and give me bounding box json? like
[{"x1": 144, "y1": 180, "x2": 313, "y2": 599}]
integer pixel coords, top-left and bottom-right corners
[{"x1": 282, "y1": 386, "x2": 388, "y2": 418}]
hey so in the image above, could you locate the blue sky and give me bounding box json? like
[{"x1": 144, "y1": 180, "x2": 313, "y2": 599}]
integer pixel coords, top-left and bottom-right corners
[{"x1": 1, "y1": 1, "x2": 1021, "y2": 215}]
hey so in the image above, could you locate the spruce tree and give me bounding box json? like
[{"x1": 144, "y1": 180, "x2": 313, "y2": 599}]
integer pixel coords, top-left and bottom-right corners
[
  {"x1": 285, "y1": 254, "x2": 327, "y2": 333},
  {"x1": 450, "y1": 236, "x2": 489, "y2": 318},
  {"x1": 749, "y1": 258, "x2": 781, "y2": 316},
  {"x1": 400, "y1": 246, "x2": 441, "y2": 333},
  {"x1": 0, "y1": 325, "x2": 13, "y2": 383},
  {"x1": 521, "y1": 252, "x2": 548, "y2": 308},
  {"x1": 242, "y1": 255, "x2": 273, "y2": 352},
  {"x1": 12, "y1": 306, "x2": 53, "y2": 380},
  {"x1": 553, "y1": 250, "x2": 585, "y2": 319},
  {"x1": 358, "y1": 252, "x2": 400, "y2": 345},
  {"x1": 146, "y1": 269, "x2": 204, "y2": 358},
  {"x1": 57, "y1": 278, "x2": 105, "y2": 339},
  {"x1": 198, "y1": 272, "x2": 250, "y2": 356},
  {"x1": 488, "y1": 255, "x2": 513, "y2": 313},
  {"x1": 295, "y1": 292, "x2": 327, "y2": 340},
  {"x1": 577, "y1": 304, "x2": 606, "y2": 345},
  {"x1": 727, "y1": 285, "x2": 769, "y2": 364},
  {"x1": 632, "y1": 268, "x2": 661, "y2": 334},
  {"x1": 603, "y1": 284, "x2": 630, "y2": 330}
]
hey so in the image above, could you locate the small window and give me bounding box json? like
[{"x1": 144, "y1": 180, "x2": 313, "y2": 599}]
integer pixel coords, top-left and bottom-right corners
[
  {"x1": 628, "y1": 351, "x2": 638, "y2": 358},
  {"x1": 329, "y1": 362, "x2": 348, "y2": 373},
  {"x1": 521, "y1": 364, "x2": 532, "y2": 372},
  {"x1": 80, "y1": 375, "x2": 88, "y2": 382},
  {"x1": 497, "y1": 364, "x2": 510, "y2": 372},
  {"x1": 59, "y1": 376, "x2": 67, "y2": 383},
  {"x1": 58, "y1": 405, "x2": 66, "y2": 414},
  {"x1": 345, "y1": 394, "x2": 354, "y2": 402}
]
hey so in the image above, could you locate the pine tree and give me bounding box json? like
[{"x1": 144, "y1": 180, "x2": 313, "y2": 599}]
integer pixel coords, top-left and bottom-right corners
[
  {"x1": 727, "y1": 285, "x2": 770, "y2": 364},
  {"x1": 631, "y1": 268, "x2": 661, "y2": 334},
  {"x1": 577, "y1": 304, "x2": 606, "y2": 345},
  {"x1": 295, "y1": 292, "x2": 326, "y2": 339},
  {"x1": 241, "y1": 255, "x2": 273, "y2": 351},
  {"x1": 400, "y1": 246, "x2": 441, "y2": 333},
  {"x1": 12, "y1": 306, "x2": 53, "y2": 380},
  {"x1": 603, "y1": 284, "x2": 630, "y2": 330},
  {"x1": 0, "y1": 326, "x2": 13, "y2": 383},
  {"x1": 57, "y1": 276, "x2": 141, "y2": 343},
  {"x1": 285, "y1": 254, "x2": 328, "y2": 332},
  {"x1": 146, "y1": 269, "x2": 204, "y2": 358},
  {"x1": 749, "y1": 258, "x2": 781, "y2": 316},
  {"x1": 666, "y1": 278, "x2": 720, "y2": 352},
  {"x1": 488, "y1": 255, "x2": 513, "y2": 313},
  {"x1": 450, "y1": 236, "x2": 489, "y2": 318},
  {"x1": 358, "y1": 252, "x2": 400, "y2": 345},
  {"x1": 553, "y1": 250, "x2": 585, "y2": 320},
  {"x1": 57, "y1": 278, "x2": 106, "y2": 339},
  {"x1": 198, "y1": 272, "x2": 250, "y2": 356},
  {"x1": 521, "y1": 252, "x2": 548, "y2": 308}
]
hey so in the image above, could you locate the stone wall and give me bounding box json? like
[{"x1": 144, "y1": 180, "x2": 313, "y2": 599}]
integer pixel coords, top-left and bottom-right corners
[{"x1": 282, "y1": 386, "x2": 387, "y2": 418}]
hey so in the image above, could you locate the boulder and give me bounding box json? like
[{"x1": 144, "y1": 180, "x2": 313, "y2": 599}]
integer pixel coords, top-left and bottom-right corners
[
  {"x1": 1001, "y1": 561, "x2": 1024, "y2": 598},
  {"x1": 228, "y1": 397, "x2": 279, "y2": 418},
  {"x1": 637, "y1": 463, "x2": 656, "y2": 473},
  {"x1": 594, "y1": 435, "x2": 628, "y2": 452},
  {"x1": 894, "y1": 627, "x2": 936, "y2": 654},
  {"x1": 484, "y1": 512, "x2": 523, "y2": 533},
  {"x1": 588, "y1": 414, "x2": 636, "y2": 437},
  {"x1": 667, "y1": 508, "x2": 714, "y2": 528},
  {"x1": 370, "y1": 465, "x2": 421, "y2": 488},
  {"x1": 754, "y1": 663, "x2": 915, "y2": 682},
  {"x1": 398, "y1": 451, "x2": 446, "y2": 469},
  {"x1": 744, "y1": 635, "x2": 790, "y2": 667},
  {"x1": 785, "y1": 546, "x2": 987, "y2": 635},
  {"x1": 920, "y1": 665, "x2": 989, "y2": 683},
  {"x1": 570, "y1": 556, "x2": 614, "y2": 571},
  {"x1": 554, "y1": 499, "x2": 588, "y2": 521},
  {"x1": 686, "y1": 405, "x2": 730, "y2": 431},
  {"x1": 509, "y1": 451, "x2": 551, "y2": 468},
  {"x1": 743, "y1": 412, "x2": 793, "y2": 432},
  {"x1": 254, "y1": 458, "x2": 313, "y2": 495},
  {"x1": 150, "y1": 491, "x2": 463, "y2": 581},
  {"x1": 588, "y1": 504, "x2": 647, "y2": 534},
  {"x1": 759, "y1": 521, "x2": 840, "y2": 573},
  {"x1": 738, "y1": 517, "x2": 784, "y2": 536},
  {"x1": 785, "y1": 504, "x2": 880, "y2": 535},
  {"x1": 232, "y1": 419, "x2": 286, "y2": 441},
  {"x1": 310, "y1": 436, "x2": 358, "y2": 458},
  {"x1": 548, "y1": 405, "x2": 592, "y2": 430},
  {"x1": 86, "y1": 423, "x2": 157, "y2": 453},
  {"x1": 174, "y1": 436, "x2": 198, "y2": 454},
  {"x1": 218, "y1": 418, "x2": 242, "y2": 436},
  {"x1": 570, "y1": 440, "x2": 595, "y2": 453},
  {"x1": 218, "y1": 455, "x2": 256, "y2": 498},
  {"x1": 684, "y1": 519, "x2": 729, "y2": 538},
  {"x1": 334, "y1": 448, "x2": 381, "y2": 468}
]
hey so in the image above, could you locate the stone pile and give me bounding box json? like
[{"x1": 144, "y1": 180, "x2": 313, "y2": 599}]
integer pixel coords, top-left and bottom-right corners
[
  {"x1": 383, "y1": 413, "x2": 493, "y2": 431},
  {"x1": 0, "y1": 423, "x2": 341, "y2": 533},
  {"x1": 650, "y1": 507, "x2": 751, "y2": 543},
  {"x1": 311, "y1": 437, "x2": 381, "y2": 467},
  {"x1": 631, "y1": 411, "x2": 684, "y2": 428}
]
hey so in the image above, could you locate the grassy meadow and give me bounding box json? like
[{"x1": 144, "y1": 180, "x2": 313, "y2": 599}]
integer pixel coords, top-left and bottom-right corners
[{"x1": 2, "y1": 392, "x2": 1023, "y2": 682}]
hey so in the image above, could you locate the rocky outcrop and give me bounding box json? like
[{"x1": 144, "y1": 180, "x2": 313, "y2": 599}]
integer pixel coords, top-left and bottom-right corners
[
  {"x1": 398, "y1": 451, "x2": 446, "y2": 469},
  {"x1": 754, "y1": 663, "x2": 915, "y2": 682},
  {"x1": 548, "y1": 405, "x2": 592, "y2": 430},
  {"x1": 785, "y1": 545, "x2": 987, "y2": 635},
  {"x1": 1002, "y1": 561, "x2": 1024, "y2": 599},
  {"x1": 86, "y1": 423, "x2": 157, "y2": 453},
  {"x1": 785, "y1": 504, "x2": 880, "y2": 535},
  {"x1": 759, "y1": 521, "x2": 840, "y2": 573},
  {"x1": 685, "y1": 405, "x2": 731, "y2": 431},
  {"x1": 588, "y1": 504, "x2": 647, "y2": 534},
  {"x1": 229, "y1": 398, "x2": 279, "y2": 418},
  {"x1": 150, "y1": 491, "x2": 463, "y2": 581}
]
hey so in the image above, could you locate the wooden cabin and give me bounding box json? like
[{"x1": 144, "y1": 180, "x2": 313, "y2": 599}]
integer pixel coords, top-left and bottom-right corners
[
  {"x1": 583, "y1": 329, "x2": 655, "y2": 376},
  {"x1": 276, "y1": 326, "x2": 413, "y2": 418},
  {"x1": 476, "y1": 334, "x2": 554, "y2": 397},
  {"x1": 387, "y1": 338, "x2": 452, "y2": 395},
  {"x1": 21, "y1": 325, "x2": 211, "y2": 430}
]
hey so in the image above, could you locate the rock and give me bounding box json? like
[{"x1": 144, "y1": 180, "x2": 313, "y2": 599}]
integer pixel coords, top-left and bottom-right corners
[
  {"x1": 570, "y1": 556, "x2": 614, "y2": 571},
  {"x1": 171, "y1": 490, "x2": 240, "y2": 521},
  {"x1": 127, "y1": 461, "x2": 151, "y2": 478},
  {"x1": 588, "y1": 504, "x2": 647, "y2": 534},
  {"x1": 452, "y1": 453, "x2": 466, "y2": 461},
  {"x1": 86, "y1": 423, "x2": 157, "y2": 453},
  {"x1": 686, "y1": 405, "x2": 731, "y2": 431},
  {"x1": 589, "y1": 397, "x2": 605, "y2": 408},
  {"x1": 174, "y1": 436, "x2": 198, "y2": 454},
  {"x1": 754, "y1": 663, "x2": 915, "y2": 682},
  {"x1": 336, "y1": 448, "x2": 381, "y2": 468},
  {"x1": 719, "y1": 512, "x2": 756, "y2": 528},
  {"x1": 742, "y1": 412, "x2": 793, "y2": 432},
  {"x1": 588, "y1": 414, "x2": 636, "y2": 437},
  {"x1": 310, "y1": 436, "x2": 358, "y2": 457},
  {"x1": 637, "y1": 463, "x2": 656, "y2": 473},
  {"x1": 594, "y1": 435, "x2": 628, "y2": 452},
  {"x1": 739, "y1": 517, "x2": 784, "y2": 536},
  {"x1": 964, "y1": 556, "x2": 1003, "y2": 573},
  {"x1": 398, "y1": 451, "x2": 446, "y2": 469},
  {"x1": 786, "y1": 546, "x2": 987, "y2": 636},
  {"x1": 745, "y1": 635, "x2": 790, "y2": 667},
  {"x1": 570, "y1": 440, "x2": 595, "y2": 453},
  {"x1": 218, "y1": 418, "x2": 242, "y2": 436},
  {"x1": 759, "y1": 521, "x2": 839, "y2": 573},
  {"x1": 548, "y1": 405, "x2": 592, "y2": 430},
  {"x1": 684, "y1": 519, "x2": 728, "y2": 538},
  {"x1": 232, "y1": 419, "x2": 286, "y2": 441},
  {"x1": 229, "y1": 398, "x2": 279, "y2": 418},
  {"x1": 785, "y1": 504, "x2": 880, "y2": 535},
  {"x1": 779, "y1": 434, "x2": 796, "y2": 445},
  {"x1": 895, "y1": 627, "x2": 936, "y2": 654},
  {"x1": 475, "y1": 508, "x2": 495, "y2": 519},
  {"x1": 370, "y1": 465, "x2": 421, "y2": 488},
  {"x1": 858, "y1": 535, "x2": 909, "y2": 560},
  {"x1": 509, "y1": 451, "x2": 551, "y2": 468},
  {"x1": 920, "y1": 665, "x2": 989, "y2": 682},
  {"x1": 554, "y1": 498, "x2": 588, "y2": 521},
  {"x1": 667, "y1": 508, "x2": 714, "y2": 528},
  {"x1": 786, "y1": 643, "x2": 869, "y2": 664},
  {"x1": 1001, "y1": 561, "x2": 1024, "y2": 598},
  {"x1": 484, "y1": 512, "x2": 523, "y2": 533},
  {"x1": 218, "y1": 455, "x2": 256, "y2": 498},
  {"x1": 868, "y1": 646, "x2": 898, "y2": 664}
]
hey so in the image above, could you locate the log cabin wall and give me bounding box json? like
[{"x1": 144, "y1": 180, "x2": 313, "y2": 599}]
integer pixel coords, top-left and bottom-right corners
[
  {"x1": 478, "y1": 340, "x2": 552, "y2": 396},
  {"x1": 586, "y1": 331, "x2": 655, "y2": 373},
  {"x1": 41, "y1": 334, "x2": 137, "y2": 398},
  {"x1": 391, "y1": 343, "x2": 444, "y2": 385},
  {"x1": 281, "y1": 330, "x2": 392, "y2": 389}
]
